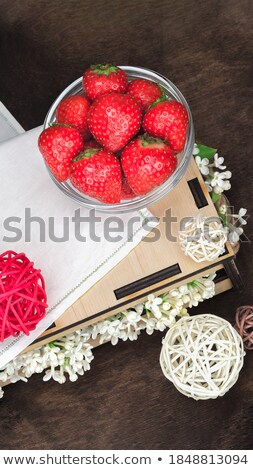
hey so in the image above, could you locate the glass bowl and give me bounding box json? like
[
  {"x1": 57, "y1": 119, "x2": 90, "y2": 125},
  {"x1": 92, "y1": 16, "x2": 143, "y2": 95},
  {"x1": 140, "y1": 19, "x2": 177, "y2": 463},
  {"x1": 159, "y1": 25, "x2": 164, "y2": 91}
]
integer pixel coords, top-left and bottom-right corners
[{"x1": 43, "y1": 66, "x2": 195, "y2": 213}]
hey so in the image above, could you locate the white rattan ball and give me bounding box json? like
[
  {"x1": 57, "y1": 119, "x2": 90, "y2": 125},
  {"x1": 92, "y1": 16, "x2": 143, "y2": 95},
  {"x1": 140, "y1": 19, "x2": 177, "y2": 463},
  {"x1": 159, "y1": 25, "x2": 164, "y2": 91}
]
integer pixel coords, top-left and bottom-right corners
[
  {"x1": 179, "y1": 215, "x2": 227, "y2": 262},
  {"x1": 160, "y1": 314, "x2": 245, "y2": 400}
]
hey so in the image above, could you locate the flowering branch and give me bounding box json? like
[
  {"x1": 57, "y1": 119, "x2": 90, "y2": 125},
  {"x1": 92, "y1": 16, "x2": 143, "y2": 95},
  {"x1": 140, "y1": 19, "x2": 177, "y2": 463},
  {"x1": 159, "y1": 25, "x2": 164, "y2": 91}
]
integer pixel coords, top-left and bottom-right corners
[
  {"x1": 194, "y1": 144, "x2": 247, "y2": 246},
  {"x1": 0, "y1": 273, "x2": 216, "y2": 398}
]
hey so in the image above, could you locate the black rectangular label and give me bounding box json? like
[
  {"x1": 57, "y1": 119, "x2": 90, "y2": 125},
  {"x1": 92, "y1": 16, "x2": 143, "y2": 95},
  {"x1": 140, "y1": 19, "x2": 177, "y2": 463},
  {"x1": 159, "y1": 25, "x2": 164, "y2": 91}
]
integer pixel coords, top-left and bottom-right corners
[
  {"x1": 188, "y1": 178, "x2": 208, "y2": 208},
  {"x1": 114, "y1": 263, "x2": 181, "y2": 300}
]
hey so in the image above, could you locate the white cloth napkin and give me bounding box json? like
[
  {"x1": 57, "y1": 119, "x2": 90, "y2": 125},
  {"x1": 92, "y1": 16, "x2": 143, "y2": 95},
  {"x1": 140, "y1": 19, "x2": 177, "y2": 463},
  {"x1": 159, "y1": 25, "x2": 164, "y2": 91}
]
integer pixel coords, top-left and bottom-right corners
[{"x1": 0, "y1": 126, "x2": 157, "y2": 368}]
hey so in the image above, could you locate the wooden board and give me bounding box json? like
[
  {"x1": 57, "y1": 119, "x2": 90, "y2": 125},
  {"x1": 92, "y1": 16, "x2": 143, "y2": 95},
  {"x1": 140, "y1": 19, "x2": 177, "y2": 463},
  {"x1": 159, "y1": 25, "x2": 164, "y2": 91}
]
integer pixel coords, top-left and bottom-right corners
[{"x1": 24, "y1": 158, "x2": 234, "y2": 351}]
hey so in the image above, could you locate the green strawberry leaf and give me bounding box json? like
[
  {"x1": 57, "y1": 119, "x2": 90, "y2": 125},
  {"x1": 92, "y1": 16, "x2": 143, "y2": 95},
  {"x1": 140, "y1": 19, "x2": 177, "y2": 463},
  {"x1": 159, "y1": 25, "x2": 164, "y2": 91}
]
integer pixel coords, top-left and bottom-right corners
[
  {"x1": 148, "y1": 95, "x2": 168, "y2": 109},
  {"x1": 157, "y1": 83, "x2": 167, "y2": 100},
  {"x1": 90, "y1": 64, "x2": 118, "y2": 75},
  {"x1": 212, "y1": 192, "x2": 220, "y2": 203},
  {"x1": 196, "y1": 144, "x2": 217, "y2": 160}
]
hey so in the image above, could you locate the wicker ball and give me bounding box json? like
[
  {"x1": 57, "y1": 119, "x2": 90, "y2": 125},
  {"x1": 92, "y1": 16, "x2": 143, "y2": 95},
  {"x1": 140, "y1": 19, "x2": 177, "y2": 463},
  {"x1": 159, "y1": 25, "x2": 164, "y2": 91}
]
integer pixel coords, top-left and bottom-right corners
[
  {"x1": 160, "y1": 314, "x2": 245, "y2": 400},
  {"x1": 178, "y1": 215, "x2": 227, "y2": 262},
  {"x1": 235, "y1": 306, "x2": 253, "y2": 350},
  {"x1": 0, "y1": 251, "x2": 47, "y2": 342}
]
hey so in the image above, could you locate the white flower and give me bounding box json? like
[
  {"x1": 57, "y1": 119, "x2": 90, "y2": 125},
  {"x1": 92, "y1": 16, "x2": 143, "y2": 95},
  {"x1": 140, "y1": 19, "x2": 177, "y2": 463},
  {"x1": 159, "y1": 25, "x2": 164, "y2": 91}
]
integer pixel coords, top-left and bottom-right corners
[
  {"x1": 0, "y1": 371, "x2": 8, "y2": 383},
  {"x1": 0, "y1": 387, "x2": 3, "y2": 399},
  {"x1": 181, "y1": 294, "x2": 191, "y2": 304},
  {"x1": 238, "y1": 208, "x2": 247, "y2": 219},
  {"x1": 160, "y1": 301, "x2": 170, "y2": 311},
  {"x1": 228, "y1": 226, "x2": 243, "y2": 245},
  {"x1": 228, "y1": 230, "x2": 240, "y2": 245},
  {"x1": 20, "y1": 351, "x2": 45, "y2": 377},
  {"x1": 193, "y1": 143, "x2": 200, "y2": 155},
  {"x1": 231, "y1": 208, "x2": 247, "y2": 225},
  {"x1": 214, "y1": 153, "x2": 226, "y2": 170},
  {"x1": 43, "y1": 345, "x2": 61, "y2": 366},
  {"x1": 226, "y1": 208, "x2": 247, "y2": 246},
  {"x1": 220, "y1": 180, "x2": 231, "y2": 191},
  {"x1": 124, "y1": 310, "x2": 142, "y2": 324},
  {"x1": 134, "y1": 303, "x2": 144, "y2": 314},
  {"x1": 187, "y1": 287, "x2": 202, "y2": 307},
  {"x1": 145, "y1": 294, "x2": 163, "y2": 318},
  {"x1": 211, "y1": 171, "x2": 232, "y2": 193},
  {"x1": 168, "y1": 289, "x2": 180, "y2": 298},
  {"x1": 195, "y1": 156, "x2": 210, "y2": 176},
  {"x1": 143, "y1": 313, "x2": 176, "y2": 334},
  {"x1": 179, "y1": 285, "x2": 188, "y2": 295},
  {"x1": 155, "y1": 318, "x2": 171, "y2": 331},
  {"x1": 213, "y1": 185, "x2": 223, "y2": 195},
  {"x1": 144, "y1": 317, "x2": 157, "y2": 335},
  {"x1": 43, "y1": 365, "x2": 66, "y2": 384},
  {"x1": 187, "y1": 274, "x2": 216, "y2": 307},
  {"x1": 99, "y1": 319, "x2": 122, "y2": 345}
]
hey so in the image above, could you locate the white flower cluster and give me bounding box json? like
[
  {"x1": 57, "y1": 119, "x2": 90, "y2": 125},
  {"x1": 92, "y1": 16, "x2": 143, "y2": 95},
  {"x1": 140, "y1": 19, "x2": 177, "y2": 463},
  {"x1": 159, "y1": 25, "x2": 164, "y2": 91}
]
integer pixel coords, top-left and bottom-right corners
[
  {"x1": 194, "y1": 144, "x2": 247, "y2": 246},
  {"x1": 194, "y1": 144, "x2": 232, "y2": 195},
  {"x1": 0, "y1": 331, "x2": 94, "y2": 387},
  {"x1": 88, "y1": 306, "x2": 144, "y2": 346},
  {"x1": 224, "y1": 208, "x2": 247, "y2": 246},
  {"x1": 0, "y1": 273, "x2": 217, "y2": 399},
  {"x1": 144, "y1": 273, "x2": 216, "y2": 335}
]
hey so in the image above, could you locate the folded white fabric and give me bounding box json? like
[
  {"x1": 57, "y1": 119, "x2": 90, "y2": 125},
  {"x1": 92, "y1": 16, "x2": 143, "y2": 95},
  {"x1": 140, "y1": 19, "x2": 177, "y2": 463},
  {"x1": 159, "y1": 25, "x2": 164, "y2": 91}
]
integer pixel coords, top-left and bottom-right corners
[{"x1": 0, "y1": 126, "x2": 156, "y2": 368}]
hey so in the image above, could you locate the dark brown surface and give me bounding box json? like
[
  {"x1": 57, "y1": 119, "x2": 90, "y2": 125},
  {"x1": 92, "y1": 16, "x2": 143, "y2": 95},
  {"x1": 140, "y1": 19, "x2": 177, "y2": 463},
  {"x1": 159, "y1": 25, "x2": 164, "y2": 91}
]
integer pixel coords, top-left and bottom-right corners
[{"x1": 0, "y1": 0, "x2": 252, "y2": 450}]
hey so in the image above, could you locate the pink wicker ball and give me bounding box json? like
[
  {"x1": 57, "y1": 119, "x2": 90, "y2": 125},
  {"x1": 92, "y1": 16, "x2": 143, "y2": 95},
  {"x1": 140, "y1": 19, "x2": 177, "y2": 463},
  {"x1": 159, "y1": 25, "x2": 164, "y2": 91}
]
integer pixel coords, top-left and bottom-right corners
[
  {"x1": 0, "y1": 251, "x2": 47, "y2": 341},
  {"x1": 235, "y1": 306, "x2": 253, "y2": 350}
]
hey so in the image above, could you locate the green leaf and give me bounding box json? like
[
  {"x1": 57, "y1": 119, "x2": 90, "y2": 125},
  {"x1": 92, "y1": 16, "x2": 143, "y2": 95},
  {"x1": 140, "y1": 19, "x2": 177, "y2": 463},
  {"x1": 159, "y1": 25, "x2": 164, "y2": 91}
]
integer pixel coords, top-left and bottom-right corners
[
  {"x1": 188, "y1": 280, "x2": 198, "y2": 288},
  {"x1": 212, "y1": 192, "x2": 220, "y2": 203},
  {"x1": 145, "y1": 308, "x2": 151, "y2": 318},
  {"x1": 196, "y1": 144, "x2": 217, "y2": 160},
  {"x1": 90, "y1": 64, "x2": 118, "y2": 75},
  {"x1": 218, "y1": 211, "x2": 229, "y2": 227}
]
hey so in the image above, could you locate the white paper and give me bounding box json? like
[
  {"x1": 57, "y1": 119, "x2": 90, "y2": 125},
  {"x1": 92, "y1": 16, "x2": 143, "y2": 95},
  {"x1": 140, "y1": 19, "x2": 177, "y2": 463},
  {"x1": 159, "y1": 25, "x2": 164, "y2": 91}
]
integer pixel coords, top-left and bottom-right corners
[{"x1": 0, "y1": 126, "x2": 157, "y2": 368}]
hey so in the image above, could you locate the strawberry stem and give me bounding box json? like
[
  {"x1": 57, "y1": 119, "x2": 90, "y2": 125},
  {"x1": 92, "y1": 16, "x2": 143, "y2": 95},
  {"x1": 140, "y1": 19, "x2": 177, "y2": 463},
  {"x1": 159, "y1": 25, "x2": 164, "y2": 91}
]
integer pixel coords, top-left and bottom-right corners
[
  {"x1": 73, "y1": 149, "x2": 99, "y2": 161},
  {"x1": 50, "y1": 122, "x2": 73, "y2": 129},
  {"x1": 90, "y1": 64, "x2": 118, "y2": 76},
  {"x1": 148, "y1": 95, "x2": 168, "y2": 109},
  {"x1": 157, "y1": 83, "x2": 167, "y2": 100},
  {"x1": 140, "y1": 133, "x2": 167, "y2": 146}
]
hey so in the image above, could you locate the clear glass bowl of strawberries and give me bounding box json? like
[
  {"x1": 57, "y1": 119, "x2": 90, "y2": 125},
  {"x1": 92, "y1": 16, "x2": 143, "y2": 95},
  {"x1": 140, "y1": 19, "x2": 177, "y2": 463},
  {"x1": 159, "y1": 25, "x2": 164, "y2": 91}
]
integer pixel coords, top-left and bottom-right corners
[{"x1": 39, "y1": 65, "x2": 194, "y2": 213}]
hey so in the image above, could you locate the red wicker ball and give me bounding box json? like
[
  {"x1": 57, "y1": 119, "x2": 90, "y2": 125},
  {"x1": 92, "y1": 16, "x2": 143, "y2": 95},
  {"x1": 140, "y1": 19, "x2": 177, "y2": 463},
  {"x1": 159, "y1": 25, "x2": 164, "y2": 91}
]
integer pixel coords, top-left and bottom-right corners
[
  {"x1": 0, "y1": 251, "x2": 47, "y2": 342},
  {"x1": 235, "y1": 305, "x2": 253, "y2": 350}
]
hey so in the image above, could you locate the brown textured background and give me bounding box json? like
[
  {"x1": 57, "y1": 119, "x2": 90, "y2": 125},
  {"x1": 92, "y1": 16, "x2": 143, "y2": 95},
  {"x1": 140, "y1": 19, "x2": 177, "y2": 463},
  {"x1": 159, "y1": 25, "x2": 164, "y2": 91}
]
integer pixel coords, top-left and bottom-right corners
[{"x1": 0, "y1": 0, "x2": 252, "y2": 450}]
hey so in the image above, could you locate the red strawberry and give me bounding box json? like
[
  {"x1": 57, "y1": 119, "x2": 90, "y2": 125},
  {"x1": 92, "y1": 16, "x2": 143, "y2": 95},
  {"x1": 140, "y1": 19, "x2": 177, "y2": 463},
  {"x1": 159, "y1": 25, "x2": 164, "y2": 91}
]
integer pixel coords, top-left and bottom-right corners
[
  {"x1": 142, "y1": 99, "x2": 188, "y2": 153},
  {"x1": 70, "y1": 148, "x2": 122, "y2": 203},
  {"x1": 127, "y1": 79, "x2": 165, "y2": 112},
  {"x1": 56, "y1": 95, "x2": 91, "y2": 140},
  {"x1": 121, "y1": 176, "x2": 136, "y2": 200},
  {"x1": 121, "y1": 134, "x2": 177, "y2": 195},
  {"x1": 38, "y1": 125, "x2": 84, "y2": 182},
  {"x1": 87, "y1": 93, "x2": 142, "y2": 152},
  {"x1": 83, "y1": 64, "x2": 128, "y2": 101}
]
